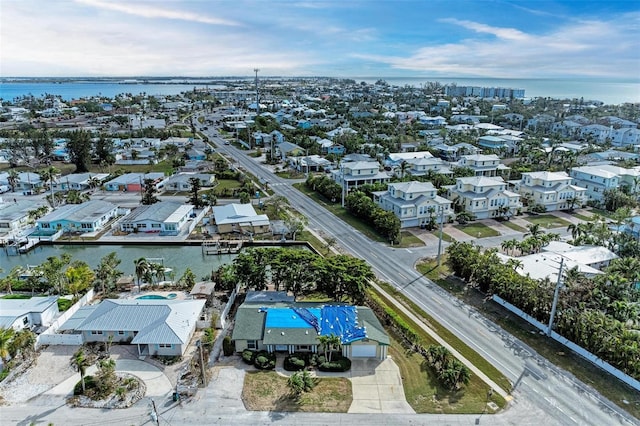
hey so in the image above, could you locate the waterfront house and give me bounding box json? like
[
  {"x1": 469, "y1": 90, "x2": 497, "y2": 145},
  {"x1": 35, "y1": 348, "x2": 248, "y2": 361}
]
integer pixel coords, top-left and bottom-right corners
[
  {"x1": 36, "y1": 200, "x2": 118, "y2": 234},
  {"x1": 447, "y1": 176, "x2": 521, "y2": 219},
  {"x1": 232, "y1": 291, "x2": 389, "y2": 360},
  {"x1": 515, "y1": 171, "x2": 587, "y2": 212},
  {"x1": 0, "y1": 200, "x2": 43, "y2": 235},
  {"x1": 212, "y1": 203, "x2": 270, "y2": 235},
  {"x1": 60, "y1": 299, "x2": 206, "y2": 357},
  {"x1": 119, "y1": 202, "x2": 194, "y2": 236},
  {"x1": 373, "y1": 181, "x2": 453, "y2": 228},
  {"x1": 0, "y1": 296, "x2": 59, "y2": 331}
]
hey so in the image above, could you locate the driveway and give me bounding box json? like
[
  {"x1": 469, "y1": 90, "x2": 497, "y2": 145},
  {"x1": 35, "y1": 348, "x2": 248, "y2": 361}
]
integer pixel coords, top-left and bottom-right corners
[{"x1": 347, "y1": 357, "x2": 415, "y2": 414}]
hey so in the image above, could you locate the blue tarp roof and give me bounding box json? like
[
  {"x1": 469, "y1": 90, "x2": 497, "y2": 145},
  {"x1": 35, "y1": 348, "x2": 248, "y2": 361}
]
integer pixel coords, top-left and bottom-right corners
[{"x1": 263, "y1": 305, "x2": 368, "y2": 344}]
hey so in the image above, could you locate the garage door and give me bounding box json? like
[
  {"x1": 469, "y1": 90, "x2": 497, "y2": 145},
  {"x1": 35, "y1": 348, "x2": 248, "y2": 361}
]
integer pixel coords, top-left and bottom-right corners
[{"x1": 351, "y1": 345, "x2": 377, "y2": 358}]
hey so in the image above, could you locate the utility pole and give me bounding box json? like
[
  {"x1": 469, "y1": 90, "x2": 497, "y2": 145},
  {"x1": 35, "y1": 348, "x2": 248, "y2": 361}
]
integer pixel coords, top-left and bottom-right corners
[
  {"x1": 436, "y1": 206, "x2": 445, "y2": 267},
  {"x1": 340, "y1": 163, "x2": 346, "y2": 207},
  {"x1": 547, "y1": 257, "x2": 564, "y2": 336},
  {"x1": 150, "y1": 400, "x2": 160, "y2": 425},
  {"x1": 254, "y1": 68, "x2": 260, "y2": 115}
]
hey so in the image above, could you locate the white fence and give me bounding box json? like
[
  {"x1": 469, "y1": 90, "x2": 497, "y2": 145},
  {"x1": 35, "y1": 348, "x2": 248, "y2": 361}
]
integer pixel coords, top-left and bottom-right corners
[
  {"x1": 492, "y1": 295, "x2": 640, "y2": 391},
  {"x1": 35, "y1": 289, "x2": 95, "y2": 349},
  {"x1": 218, "y1": 284, "x2": 240, "y2": 329}
]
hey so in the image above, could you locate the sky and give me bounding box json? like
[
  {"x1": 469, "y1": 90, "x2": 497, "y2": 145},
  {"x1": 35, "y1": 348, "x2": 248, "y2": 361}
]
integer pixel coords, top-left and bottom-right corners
[{"x1": 1, "y1": 0, "x2": 639, "y2": 79}]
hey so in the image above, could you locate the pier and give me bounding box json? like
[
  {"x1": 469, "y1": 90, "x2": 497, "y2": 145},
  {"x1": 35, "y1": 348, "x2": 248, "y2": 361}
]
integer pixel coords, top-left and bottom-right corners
[{"x1": 201, "y1": 240, "x2": 243, "y2": 255}]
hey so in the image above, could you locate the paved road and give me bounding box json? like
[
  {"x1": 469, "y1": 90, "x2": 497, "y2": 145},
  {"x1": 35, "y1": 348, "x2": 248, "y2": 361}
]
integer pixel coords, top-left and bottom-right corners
[{"x1": 205, "y1": 128, "x2": 639, "y2": 426}]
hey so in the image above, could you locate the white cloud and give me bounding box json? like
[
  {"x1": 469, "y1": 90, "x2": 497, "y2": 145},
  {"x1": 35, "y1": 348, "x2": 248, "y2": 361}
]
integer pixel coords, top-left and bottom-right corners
[
  {"x1": 74, "y1": 0, "x2": 242, "y2": 26},
  {"x1": 358, "y1": 13, "x2": 640, "y2": 78}
]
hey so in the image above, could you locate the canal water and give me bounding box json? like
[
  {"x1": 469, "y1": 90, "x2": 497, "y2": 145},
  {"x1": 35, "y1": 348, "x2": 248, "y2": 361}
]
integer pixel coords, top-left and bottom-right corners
[{"x1": 0, "y1": 244, "x2": 236, "y2": 280}]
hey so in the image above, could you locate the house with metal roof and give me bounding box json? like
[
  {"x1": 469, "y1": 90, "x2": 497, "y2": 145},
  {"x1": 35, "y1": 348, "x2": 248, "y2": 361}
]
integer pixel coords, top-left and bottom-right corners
[
  {"x1": 36, "y1": 200, "x2": 118, "y2": 234},
  {"x1": 164, "y1": 173, "x2": 215, "y2": 192},
  {"x1": 0, "y1": 296, "x2": 59, "y2": 331},
  {"x1": 212, "y1": 203, "x2": 270, "y2": 234},
  {"x1": 514, "y1": 171, "x2": 587, "y2": 212},
  {"x1": 52, "y1": 173, "x2": 109, "y2": 191},
  {"x1": 104, "y1": 172, "x2": 167, "y2": 192},
  {"x1": 446, "y1": 176, "x2": 522, "y2": 219},
  {"x1": 60, "y1": 299, "x2": 206, "y2": 357},
  {"x1": 232, "y1": 292, "x2": 389, "y2": 360},
  {"x1": 119, "y1": 201, "x2": 194, "y2": 236},
  {"x1": 0, "y1": 200, "x2": 43, "y2": 235}
]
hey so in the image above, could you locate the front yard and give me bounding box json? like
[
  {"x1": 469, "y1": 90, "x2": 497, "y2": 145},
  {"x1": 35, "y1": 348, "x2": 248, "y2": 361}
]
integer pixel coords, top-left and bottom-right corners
[
  {"x1": 523, "y1": 214, "x2": 571, "y2": 228},
  {"x1": 242, "y1": 371, "x2": 352, "y2": 412},
  {"x1": 455, "y1": 222, "x2": 500, "y2": 238}
]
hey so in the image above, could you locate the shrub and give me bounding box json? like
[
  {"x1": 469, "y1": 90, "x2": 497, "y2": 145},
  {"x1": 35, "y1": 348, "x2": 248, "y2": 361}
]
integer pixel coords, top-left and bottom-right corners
[
  {"x1": 73, "y1": 375, "x2": 96, "y2": 395},
  {"x1": 242, "y1": 349, "x2": 256, "y2": 364},
  {"x1": 253, "y1": 350, "x2": 276, "y2": 370},
  {"x1": 222, "y1": 336, "x2": 234, "y2": 356},
  {"x1": 319, "y1": 355, "x2": 351, "y2": 372},
  {"x1": 284, "y1": 353, "x2": 308, "y2": 371}
]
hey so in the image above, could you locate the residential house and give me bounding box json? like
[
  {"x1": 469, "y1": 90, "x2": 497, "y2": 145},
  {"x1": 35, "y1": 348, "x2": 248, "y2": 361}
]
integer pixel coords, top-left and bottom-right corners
[
  {"x1": 232, "y1": 291, "x2": 389, "y2": 360},
  {"x1": 432, "y1": 143, "x2": 479, "y2": 162},
  {"x1": 292, "y1": 155, "x2": 332, "y2": 173},
  {"x1": 458, "y1": 154, "x2": 510, "y2": 177},
  {"x1": 515, "y1": 171, "x2": 587, "y2": 212},
  {"x1": 52, "y1": 173, "x2": 109, "y2": 191},
  {"x1": 447, "y1": 176, "x2": 521, "y2": 219},
  {"x1": 331, "y1": 161, "x2": 390, "y2": 191},
  {"x1": 326, "y1": 127, "x2": 357, "y2": 140},
  {"x1": 611, "y1": 128, "x2": 640, "y2": 148},
  {"x1": 569, "y1": 166, "x2": 622, "y2": 201},
  {"x1": 104, "y1": 173, "x2": 167, "y2": 192},
  {"x1": 0, "y1": 200, "x2": 42, "y2": 235},
  {"x1": 276, "y1": 141, "x2": 304, "y2": 160},
  {"x1": 164, "y1": 173, "x2": 215, "y2": 192},
  {"x1": 36, "y1": 200, "x2": 118, "y2": 234},
  {"x1": 496, "y1": 252, "x2": 602, "y2": 282},
  {"x1": 0, "y1": 296, "x2": 59, "y2": 331},
  {"x1": 386, "y1": 151, "x2": 433, "y2": 169},
  {"x1": 541, "y1": 241, "x2": 618, "y2": 271},
  {"x1": 580, "y1": 124, "x2": 612, "y2": 144},
  {"x1": 212, "y1": 203, "x2": 270, "y2": 235},
  {"x1": 373, "y1": 181, "x2": 453, "y2": 228},
  {"x1": 119, "y1": 202, "x2": 194, "y2": 236},
  {"x1": 60, "y1": 299, "x2": 206, "y2": 357},
  {"x1": 401, "y1": 157, "x2": 452, "y2": 177}
]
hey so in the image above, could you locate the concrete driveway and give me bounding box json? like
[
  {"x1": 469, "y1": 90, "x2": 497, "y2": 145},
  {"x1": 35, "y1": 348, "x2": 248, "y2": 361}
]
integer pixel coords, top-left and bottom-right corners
[
  {"x1": 347, "y1": 357, "x2": 415, "y2": 414},
  {"x1": 42, "y1": 359, "x2": 172, "y2": 400}
]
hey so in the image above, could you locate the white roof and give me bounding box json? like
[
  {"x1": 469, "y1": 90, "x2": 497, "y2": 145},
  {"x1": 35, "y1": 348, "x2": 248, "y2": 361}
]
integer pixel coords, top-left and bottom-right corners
[
  {"x1": 388, "y1": 151, "x2": 434, "y2": 161},
  {"x1": 213, "y1": 203, "x2": 269, "y2": 225},
  {"x1": 0, "y1": 296, "x2": 58, "y2": 328}
]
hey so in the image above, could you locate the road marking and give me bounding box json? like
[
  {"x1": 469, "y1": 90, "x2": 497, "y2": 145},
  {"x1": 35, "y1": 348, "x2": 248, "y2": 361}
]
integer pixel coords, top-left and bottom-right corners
[
  {"x1": 398, "y1": 272, "x2": 408, "y2": 280},
  {"x1": 476, "y1": 329, "x2": 488, "y2": 338},
  {"x1": 370, "y1": 252, "x2": 378, "y2": 259},
  {"x1": 405, "y1": 249, "x2": 412, "y2": 253},
  {"x1": 431, "y1": 296, "x2": 442, "y2": 305}
]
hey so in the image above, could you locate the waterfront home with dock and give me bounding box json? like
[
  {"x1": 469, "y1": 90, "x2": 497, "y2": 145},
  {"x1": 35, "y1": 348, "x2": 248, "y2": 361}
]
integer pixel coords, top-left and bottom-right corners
[
  {"x1": 36, "y1": 200, "x2": 118, "y2": 234},
  {"x1": 118, "y1": 201, "x2": 194, "y2": 235}
]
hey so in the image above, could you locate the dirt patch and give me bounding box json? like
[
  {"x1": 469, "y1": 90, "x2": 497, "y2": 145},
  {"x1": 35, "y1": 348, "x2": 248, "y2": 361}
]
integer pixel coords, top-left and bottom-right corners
[{"x1": 242, "y1": 370, "x2": 351, "y2": 413}]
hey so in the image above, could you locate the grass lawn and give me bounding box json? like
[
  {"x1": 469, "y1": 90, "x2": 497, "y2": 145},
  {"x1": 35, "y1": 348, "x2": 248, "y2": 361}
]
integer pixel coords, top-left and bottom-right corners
[
  {"x1": 396, "y1": 232, "x2": 426, "y2": 248},
  {"x1": 275, "y1": 171, "x2": 305, "y2": 179},
  {"x1": 372, "y1": 285, "x2": 512, "y2": 396},
  {"x1": 572, "y1": 213, "x2": 593, "y2": 221},
  {"x1": 1, "y1": 294, "x2": 31, "y2": 299},
  {"x1": 430, "y1": 230, "x2": 454, "y2": 242},
  {"x1": 497, "y1": 220, "x2": 527, "y2": 233},
  {"x1": 389, "y1": 335, "x2": 504, "y2": 414},
  {"x1": 298, "y1": 291, "x2": 334, "y2": 302},
  {"x1": 296, "y1": 230, "x2": 334, "y2": 256},
  {"x1": 415, "y1": 257, "x2": 640, "y2": 420},
  {"x1": 590, "y1": 208, "x2": 615, "y2": 219},
  {"x1": 213, "y1": 179, "x2": 241, "y2": 195},
  {"x1": 455, "y1": 223, "x2": 500, "y2": 238},
  {"x1": 242, "y1": 371, "x2": 352, "y2": 412},
  {"x1": 523, "y1": 214, "x2": 571, "y2": 229}
]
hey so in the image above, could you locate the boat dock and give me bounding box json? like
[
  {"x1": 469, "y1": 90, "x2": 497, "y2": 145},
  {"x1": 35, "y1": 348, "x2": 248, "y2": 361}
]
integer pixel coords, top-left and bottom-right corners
[{"x1": 202, "y1": 240, "x2": 243, "y2": 255}]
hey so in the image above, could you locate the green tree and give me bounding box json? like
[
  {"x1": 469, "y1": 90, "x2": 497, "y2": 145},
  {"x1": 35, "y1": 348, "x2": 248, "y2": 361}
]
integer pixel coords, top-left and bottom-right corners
[
  {"x1": 134, "y1": 257, "x2": 150, "y2": 290},
  {"x1": 287, "y1": 370, "x2": 316, "y2": 398},
  {"x1": 66, "y1": 130, "x2": 92, "y2": 173},
  {"x1": 0, "y1": 327, "x2": 16, "y2": 363},
  {"x1": 94, "y1": 252, "x2": 123, "y2": 295},
  {"x1": 179, "y1": 268, "x2": 197, "y2": 289},
  {"x1": 188, "y1": 177, "x2": 204, "y2": 208},
  {"x1": 141, "y1": 178, "x2": 160, "y2": 205},
  {"x1": 38, "y1": 254, "x2": 72, "y2": 295},
  {"x1": 317, "y1": 333, "x2": 341, "y2": 363},
  {"x1": 65, "y1": 261, "x2": 95, "y2": 300},
  {"x1": 71, "y1": 347, "x2": 90, "y2": 394}
]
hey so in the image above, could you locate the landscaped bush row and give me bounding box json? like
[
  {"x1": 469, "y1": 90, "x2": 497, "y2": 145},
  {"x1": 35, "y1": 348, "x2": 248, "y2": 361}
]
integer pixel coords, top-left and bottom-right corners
[
  {"x1": 282, "y1": 352, "x2": 352, "y2": 372},
  {"x1": 242, "y1": 349, "x2": 276, "y2": 370}
]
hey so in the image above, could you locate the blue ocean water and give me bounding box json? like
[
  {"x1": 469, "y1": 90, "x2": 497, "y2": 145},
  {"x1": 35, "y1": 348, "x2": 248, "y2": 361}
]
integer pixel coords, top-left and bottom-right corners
[{"x1": 0, "y1": 77, "x2": 638, "y2": 105}]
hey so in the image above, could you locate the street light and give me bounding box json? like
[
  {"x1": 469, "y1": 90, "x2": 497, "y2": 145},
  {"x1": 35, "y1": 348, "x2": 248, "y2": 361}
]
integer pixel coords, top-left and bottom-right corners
[
  {"x1": 436, "y1": 205, "x2": 445, "y2": 267},
  {"x1": 196, "y1": 339, "x2": 207, "y2": 387},
  {"x1": 547, "y1": 257, "x2": 565, "y2": 336}
]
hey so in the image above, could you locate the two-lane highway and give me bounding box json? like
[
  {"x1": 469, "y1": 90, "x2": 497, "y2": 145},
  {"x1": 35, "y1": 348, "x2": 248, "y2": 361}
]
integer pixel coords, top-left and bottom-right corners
[{"x1": 206, "y1": 128, "x2": 639, "y2": 426}]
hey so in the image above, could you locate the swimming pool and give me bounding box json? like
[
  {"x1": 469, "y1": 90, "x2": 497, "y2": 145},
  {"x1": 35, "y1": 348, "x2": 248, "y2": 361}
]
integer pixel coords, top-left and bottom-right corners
[{"x1": 136, "y1": 293, "x2": 178, "y2": 300}]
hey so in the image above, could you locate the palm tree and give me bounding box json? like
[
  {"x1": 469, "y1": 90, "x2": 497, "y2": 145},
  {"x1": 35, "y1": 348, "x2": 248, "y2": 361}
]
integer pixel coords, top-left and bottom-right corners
[
  {"x1": 134, "y1": 257, "x2": 150, "y2": 291},
  {"x1": 524, "y1": 223, "x2": 543, "y2": 238},
  {"x1": 71, "y1": 347, "x2": 90, "y2": 394},
  {"x1": 500, "y1": 239, "x2": 517, "y2": 256},
  {"x1": 0, "y1": 327, "x2": 15, "y2": 363},
  {"x1": 39, "y1": 165, "x2": 60, "y2": 207},
  {"x1": 87, "y1": 176, "x2": 101, "y2": 190},
  {"x1": 7, "y1": 170, "x2": 19, "y2": 192},
  {"x1": 317, "y1": 333, "x2": 341, "y2": 362}
]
